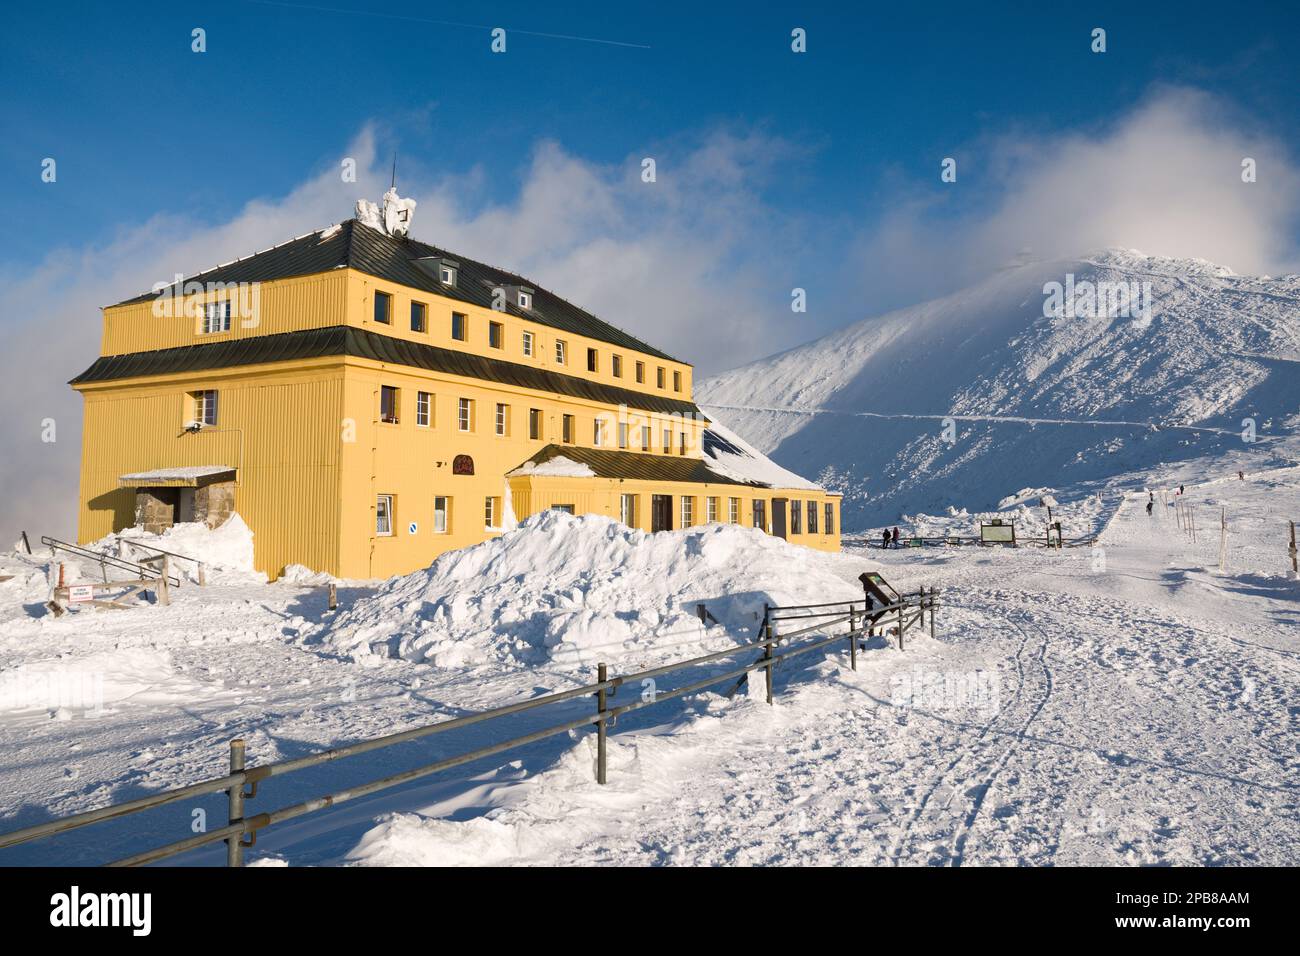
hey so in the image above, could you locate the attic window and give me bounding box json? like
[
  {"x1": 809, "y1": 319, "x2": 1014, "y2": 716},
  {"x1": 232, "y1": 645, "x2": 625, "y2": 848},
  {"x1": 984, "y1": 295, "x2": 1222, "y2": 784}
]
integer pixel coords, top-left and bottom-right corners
[
  {"x1": 518, "y1": 291, "x2": 532, "y2": 309},
  {"x1": 440, "y1": 265, "x2": 457, "y2": 286}
]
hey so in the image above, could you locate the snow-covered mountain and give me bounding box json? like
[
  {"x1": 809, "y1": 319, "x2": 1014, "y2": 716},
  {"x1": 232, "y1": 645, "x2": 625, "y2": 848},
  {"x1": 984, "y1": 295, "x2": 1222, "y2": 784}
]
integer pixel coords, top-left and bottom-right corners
[{"x1": 698, "y1": 250, "x2": 1300, "y2": 530}]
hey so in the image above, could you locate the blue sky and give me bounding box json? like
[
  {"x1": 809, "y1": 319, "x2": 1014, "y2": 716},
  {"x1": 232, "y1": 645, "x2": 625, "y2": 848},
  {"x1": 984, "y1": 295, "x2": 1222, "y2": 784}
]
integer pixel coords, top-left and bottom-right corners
[
  {"x1": 4, "y1": 1, "x2": 1298, "y2": 274},
  {"x1": 3, "y1": 2, "x2": 1300, "y2": 539}
]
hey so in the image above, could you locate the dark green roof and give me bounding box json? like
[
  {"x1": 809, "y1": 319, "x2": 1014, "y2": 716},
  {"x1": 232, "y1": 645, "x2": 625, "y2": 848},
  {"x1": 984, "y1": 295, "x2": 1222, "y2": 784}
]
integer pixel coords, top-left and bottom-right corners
[
  {"x1": 70, "y1": 326, "x2": 704, "y2": 418},
  {"x1": 115, "y1": 219, "x2": 683, "y2": 363},
  {"x1": 511, "y1": 444, "x2": 761, "y2": 487}
]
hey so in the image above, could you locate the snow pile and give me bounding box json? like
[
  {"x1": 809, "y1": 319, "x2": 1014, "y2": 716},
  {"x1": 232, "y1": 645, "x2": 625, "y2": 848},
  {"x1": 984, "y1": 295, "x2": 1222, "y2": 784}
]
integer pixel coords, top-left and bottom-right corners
[
  {"x1": 90, "y1": 514, "x2": 265, "y2": 584},
  {"x1": 314, "y1": 511, "x2": 869, "y2": 669},
  {"x1": 508, "y1": 456, "x2": 597, "y2": 479}
]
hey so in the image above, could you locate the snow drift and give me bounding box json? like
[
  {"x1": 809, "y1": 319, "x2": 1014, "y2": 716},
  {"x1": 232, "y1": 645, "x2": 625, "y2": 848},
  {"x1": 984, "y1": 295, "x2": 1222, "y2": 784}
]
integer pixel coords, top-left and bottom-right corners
[
  {"x1": 313, "y1": 511, "x2": 871, "y2": 669},
  {"x1": 88, "y1": 514, "x2": 264, "y2": 584}
]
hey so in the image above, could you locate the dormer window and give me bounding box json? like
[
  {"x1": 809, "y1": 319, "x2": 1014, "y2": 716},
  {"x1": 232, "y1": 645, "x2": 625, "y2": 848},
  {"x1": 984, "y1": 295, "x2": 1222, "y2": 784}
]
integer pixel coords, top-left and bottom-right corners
[
  {"x1": 440, "y1": 265, "x2": 457, "y2": 286},
  {"x1": 518, "y1": 290, "x2": 532, "y2": 309},
  {"x1": 413, "y1": 256, "x2": 459, "y2": 287}
]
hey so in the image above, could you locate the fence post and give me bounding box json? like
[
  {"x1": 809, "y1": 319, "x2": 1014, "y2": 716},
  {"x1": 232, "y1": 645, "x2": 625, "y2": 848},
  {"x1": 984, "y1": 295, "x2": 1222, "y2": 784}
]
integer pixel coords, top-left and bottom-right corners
[
  {"x1": 848, "y1": 606, "x2": 857, "y2": 671},
  {"x1": 328, "y1": 582, "x2": 338, "y2": 611},
  {"x1": 227, "y1": 739, "x2": 246, "y2": 867},
  {"x1": 198, "y1": 562, "x2": 207, "y2": 587},
  {"x1": 763, "y1": 605, "x2": 774, "y2": 705},
  {"x1": 158, "y1": 556, "x2": 170, "y2": 607},
  {"x1": 596, "y1": 662, "x2": 608, "y2": 785},
  {"x1": 898, "y1": 599, "x2": 905, "y2": 651},
  {"x1": 1290, "y1": 521, "x2": 1298, "y2": 579},
  {"x1": 930, "y1": 587, "x2": 936, "y2": 639},
  {"x1": 20, "y1": 531, "x2": 31, "y2": 555}
]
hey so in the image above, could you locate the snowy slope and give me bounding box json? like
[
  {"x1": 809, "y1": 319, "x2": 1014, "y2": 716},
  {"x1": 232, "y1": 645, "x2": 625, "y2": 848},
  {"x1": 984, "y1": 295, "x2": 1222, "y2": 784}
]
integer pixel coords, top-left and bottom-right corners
[{"x1": 698, "y1": 250, "x2": 1300, "y2": 530}]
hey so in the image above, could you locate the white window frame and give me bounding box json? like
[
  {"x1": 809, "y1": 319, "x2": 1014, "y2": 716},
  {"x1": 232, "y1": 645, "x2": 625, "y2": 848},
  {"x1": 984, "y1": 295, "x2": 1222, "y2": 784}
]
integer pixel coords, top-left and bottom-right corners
[
  {"x1": 433, "y1": 496, "x2": 450, "y2": 534},
  {"x1": 458, "y1": 398, "x2": 472, "y2": 432},
  {"x1": 681, "y1": 496, "x2": 693, "y2": 527},
  {"x1": 201, "y1": 301, "x2": 231, "y2": 334},
  {"x1": 522, "y1": 331, "x2": 534, "y2": 357},
  {"x1": 484, "y1": 496, "x2": 498, "y2": 530},
  {"x1": 518, "y1": 291, "x2": 532, "y2": 309},
  {"x1": 729, "y1": 497, "x2": 739, "y2": 524},
  {"x1": 376, "y1": 495, "x2": 394, "y2": 536},
  {"x1": 555, "y1": 340, "x2": 567, "y2": 365},
  {"x1": 707, "y1": 497, "x2": 718, "y2": 523},
  {"x1": 620, "y1": 493, "x2": 637, "y2": 527},
  {"x1": 416, "y1": 391, "x2": 431, "y2": 427},
  {"x1": 440, "y1": 265, "x2": 457, "y2": 286},
  {"x1": 496, "y1": 403, "x2": 508, "y2": 436},
  {"x1": 192, "y1": 389, "x2": 218, "y2": 427},
  {"x1": 595, "y1": 418, "x2": 606, "y2": 447}
]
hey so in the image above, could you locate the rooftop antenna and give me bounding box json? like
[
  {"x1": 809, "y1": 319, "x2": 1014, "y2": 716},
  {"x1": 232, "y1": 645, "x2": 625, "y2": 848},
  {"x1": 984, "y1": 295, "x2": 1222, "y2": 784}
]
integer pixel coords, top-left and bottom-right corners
[{"x1": 390, "y1": 152, "x2": 397, "y2": 190}]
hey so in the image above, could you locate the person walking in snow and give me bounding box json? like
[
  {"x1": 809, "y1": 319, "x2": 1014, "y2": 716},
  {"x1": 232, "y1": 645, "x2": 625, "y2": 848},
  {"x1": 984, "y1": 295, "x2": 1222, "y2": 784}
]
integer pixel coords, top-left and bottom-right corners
[
  {"x1": 892, "y1": 527, "x2": 901, "y2": 548},
  {"x1": 1146, "y1": 500, "x2": 1153, "y2": 516},
  {"x1": 881, "y1": 529, "x2": 890, "y2": 550}
]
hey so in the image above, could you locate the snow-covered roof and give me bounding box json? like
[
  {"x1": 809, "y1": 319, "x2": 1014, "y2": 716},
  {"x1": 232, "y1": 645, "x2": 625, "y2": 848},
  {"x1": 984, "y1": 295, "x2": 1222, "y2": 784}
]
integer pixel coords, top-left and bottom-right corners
[
  {"x1": 701, "y1": 420, "x2": 823, "y2": 491},
  {"x1": 119, "y1": 466, "x2": 236, "y2": 487},
  {"x1": 508, "y1": 456, "x2": 598, "y2": 479}
]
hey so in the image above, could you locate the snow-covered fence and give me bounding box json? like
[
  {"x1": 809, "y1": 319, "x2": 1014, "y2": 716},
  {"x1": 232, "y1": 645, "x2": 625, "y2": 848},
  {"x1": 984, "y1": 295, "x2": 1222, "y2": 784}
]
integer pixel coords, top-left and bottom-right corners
[{"x1": 0, "y1": 590, "x2": 938, "y2": 866}]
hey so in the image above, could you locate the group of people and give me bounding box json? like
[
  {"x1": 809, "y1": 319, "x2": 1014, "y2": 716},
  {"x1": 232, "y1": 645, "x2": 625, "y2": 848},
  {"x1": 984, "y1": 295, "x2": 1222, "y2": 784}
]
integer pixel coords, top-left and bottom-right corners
[
  {"x1": 880, "y1": 527, "x2": 902, "y2": 549},
  {"x1": 1146, "y1": 484, "x2": 1187, "y2": 516}
]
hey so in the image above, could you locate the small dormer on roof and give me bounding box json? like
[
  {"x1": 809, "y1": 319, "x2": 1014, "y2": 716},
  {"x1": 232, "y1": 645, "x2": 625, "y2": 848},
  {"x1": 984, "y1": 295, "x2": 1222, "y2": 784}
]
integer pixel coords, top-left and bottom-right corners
[
  {"x1": 414, "y1": 255, "x2": 459, "y2": 286},
  {"x1": 496, "y1": 283, "x2": 535, "y2": 311},
  {"x1": 355, "y1": 187, "x2": 417, "y2": 239}
]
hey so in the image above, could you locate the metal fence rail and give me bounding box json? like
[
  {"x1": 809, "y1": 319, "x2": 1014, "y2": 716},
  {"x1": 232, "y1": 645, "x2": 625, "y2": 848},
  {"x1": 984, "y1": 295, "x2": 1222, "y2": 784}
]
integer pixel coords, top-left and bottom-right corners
[
  {"x1": 0, "y1": 589, "x2": 938, "y2": 867},
  {"x1": 39, "y1": 535, "x2": 183, "y2": 588}
]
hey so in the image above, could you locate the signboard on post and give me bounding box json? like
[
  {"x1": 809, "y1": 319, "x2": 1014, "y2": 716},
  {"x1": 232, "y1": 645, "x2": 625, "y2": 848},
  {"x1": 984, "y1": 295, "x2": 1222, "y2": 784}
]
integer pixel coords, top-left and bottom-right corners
[
  {"x1": 980, "y1": 520, "x2": 1017, "y2": 546},
  {"x1": 68, "y1": 584, "x2": 94, "y2": 603}
]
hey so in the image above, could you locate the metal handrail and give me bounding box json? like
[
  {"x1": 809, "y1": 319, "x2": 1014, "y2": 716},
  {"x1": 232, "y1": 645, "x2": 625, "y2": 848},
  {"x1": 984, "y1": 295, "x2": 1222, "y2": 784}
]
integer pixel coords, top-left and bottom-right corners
[
  {"x1": 0, "y1": 588, "x2": 939, "y2": 867},
  {"x1": 39, "y1": 536, "x2": 183, "y2": 588}
]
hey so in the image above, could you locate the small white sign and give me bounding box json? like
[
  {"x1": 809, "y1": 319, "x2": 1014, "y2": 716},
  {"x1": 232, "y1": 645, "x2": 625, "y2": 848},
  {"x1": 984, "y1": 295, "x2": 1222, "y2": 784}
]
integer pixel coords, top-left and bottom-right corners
[
  {"x1": 68, "y1": 584, "x2": 94, "y2": 603},
  {"x1": 408, "y1": 522, "x2": 418, "y2": 535}
]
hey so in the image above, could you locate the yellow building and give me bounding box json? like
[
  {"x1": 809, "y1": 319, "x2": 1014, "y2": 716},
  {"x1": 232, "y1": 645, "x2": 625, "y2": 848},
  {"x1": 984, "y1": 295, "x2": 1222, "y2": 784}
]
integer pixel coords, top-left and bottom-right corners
[{"x1": 71, "y1": 195, "x2": 840, "y2": 579}]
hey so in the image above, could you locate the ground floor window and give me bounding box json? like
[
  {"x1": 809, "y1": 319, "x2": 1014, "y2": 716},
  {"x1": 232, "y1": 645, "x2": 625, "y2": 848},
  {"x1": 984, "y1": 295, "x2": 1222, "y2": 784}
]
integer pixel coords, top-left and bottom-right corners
[
  {"x1": 485, "y1": 496, "x2": 500, "y2": 529},
  {"x1": 825, "y1": 503, "x2": 835, "y2": 536},
  {"x1": 728, "y1": 497, "x2": 739, "y2": 523},
  {"x1": 434, "y1": 496, "x2": 450, "y2": 533},
  {"x1": 376, "y1": 494, "x2": 394, "y2": 535},
  {"x1": 791, "y1": 500, "x2": 802, "y2": 534},
  {"x1": 706, "y1": 496, "x2": 718, "y2": 522},
  {"x1": 753, "y1": 499, "x2": 767, "y2": 532},
  {"x1": 620, "y1": 493, "x2": 638, "y2": 527},
  {"x1": 680, "y1": 496, "x2": 694, "y2": 527},
  {"x1": 807, "y1": 500, "x2": 818, "y2": 534},
  {"x1": 552, "y1": 504, "x2": 575, "y2": 514},
  {"x1": 651, "y1": 494, "x2": 672, "y2": 532}
]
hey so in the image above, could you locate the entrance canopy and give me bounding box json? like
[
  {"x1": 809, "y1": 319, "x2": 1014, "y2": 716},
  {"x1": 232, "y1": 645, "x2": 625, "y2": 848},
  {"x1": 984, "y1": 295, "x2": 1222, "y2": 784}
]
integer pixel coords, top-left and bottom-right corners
[{"x1": 119, "y1": 466, "x2": 236, "y2": 488}]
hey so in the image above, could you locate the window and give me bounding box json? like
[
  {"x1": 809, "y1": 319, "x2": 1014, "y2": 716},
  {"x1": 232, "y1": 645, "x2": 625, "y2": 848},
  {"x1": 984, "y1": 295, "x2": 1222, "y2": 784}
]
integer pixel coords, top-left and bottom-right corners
[
  {"x1": 518, "y1": 291, "x2": 532, "y2": 309},
  {"x1": 410, "y1": 301, "x2": 427, "y2": 333},
  {"x1": 552, "y1": 504, "x2": 576, "y2": 514},
  {"x1": 679, "y1": 431, "x2": 687, "y2": 456},
  {"x1": 641, "y1": 425, "x2": 651, "y2": 450},
  {"x1": 618, "y1": 422, "x2": 628, "y2": 449},
  {"x1": 555, "y1": 340, "x2": 567, "y2": 365},
  {"x1": 825, "y1": 502, "x2": 835, "y2": 536},
  {"x1": 620, "y1": 494, "x2": 638, "y2": 528},
  {"x1": 376, "y1": 495, "x2": 394, "y2": 536},
  {"x1": 496, "y1": 403, "x2": 509, "y2": 436},
  {"x1": 458, "y1": 398, "x2": 473, "y2": 432},
  {"x1": 791, "y1": 500, "x2": 802, "y2": 534},
  {"x1": 656, "y1": 367, "x2": 666, "y2": 389},
  {"x1": 529, "y1": 408, "x2": 543, "y2": 441},
  {"x1": 416, "y1": 391, "x2": 431, "y2": 427},
  {"x1": 433, "y1": 496, "x2": 449, "y2": 533},
  {"x1": 451, "y1": 312, "x2": 467, "y2": 341},
  {"x1": 753, "y1": 499, "x2": 767, "y2": 532},
  {"x1": 595, "y1": 418, "x2": 607, "y2": 447},
  {"x1": 562, "y1": 414, "x2": 575, "y2": 444},
  {"x1": 612, "y1": 355, "x2": 623, "y2": 378},
  {"x1": 440, "y1": 265, "x2": 457, "y2": 286},
  {"x1": 190, "y1": 389, "x2": 218, "y2": 427},
  {"x1": 380, "y1": 385, "x2": 399, "y2": 424},
  {"x1": 662, "y1": 427, "x2": 671, "y2": 454},
  {"x1": 485, "y1": 496, "x2": 500, "y2": 530},
  {"x1": 673, "y1": 370, "x2": 682, "y2": 392},
  {"x1": 587, "y1": 348, "x2": 599, "y2": 373},
  {"x1": 706, "y1": 497, "x2": 719, "y2": 523},
  {"x1": 489, "y1": 321, "x2": 504, "y2": 349},
  {"x1": 374, "y1": 291, "x2": 391, "y2": 325},
  {"x1": 729, "y1": 497, "x2": 739, "y2": 524},
  {"x1": 635, "y1": 361, "x2": 645, "y2": 384},
  {"x1": 200, "y1": 301, "x2": 231, "y2": 334},
  {"x1": 522, "y1": 331, "x2": 534, "y2": 357},
  {"x1": 807, "y1": 500, "x2": 818, "y2": 534},
  {"x1": 681, "y1": 496, "x2": 694, "y2": 527}
]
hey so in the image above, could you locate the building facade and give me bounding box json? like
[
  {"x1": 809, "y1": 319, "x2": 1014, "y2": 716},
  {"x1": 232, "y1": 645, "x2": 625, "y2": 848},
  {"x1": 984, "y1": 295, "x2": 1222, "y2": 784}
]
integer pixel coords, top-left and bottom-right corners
[{"x1": 72, "y1": 200, "x2": 840, "y2": 579}]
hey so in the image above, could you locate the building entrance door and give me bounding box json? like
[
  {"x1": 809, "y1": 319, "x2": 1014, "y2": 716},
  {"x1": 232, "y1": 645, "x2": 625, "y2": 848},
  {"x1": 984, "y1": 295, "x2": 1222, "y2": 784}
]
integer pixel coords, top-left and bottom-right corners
[
  {"x1": 772, "y1": 498, "x2": 788, "y2": 539},
  {"x1": 651, "y1": 494, "x2": 673, "y2": 532}
]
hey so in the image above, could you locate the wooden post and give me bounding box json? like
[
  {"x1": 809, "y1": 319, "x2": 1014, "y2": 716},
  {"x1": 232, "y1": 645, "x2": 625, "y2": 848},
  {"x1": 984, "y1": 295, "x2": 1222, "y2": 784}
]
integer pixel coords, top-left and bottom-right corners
[
  {"x1": 19, "y1": 531, "x2": 31, "y2": 555},
  {"x1": 227, "y1": 739, "x2": 246, "y2": 867},
  {"x1": 1289, "y1": 521, "x2": 1297, "y2": 578},
  {"x1": 763, "y1": 605, "x2": 774, "y2": 705},
  {"x1": 930, "y1": 587, "x2": 936, "y2": 639},
  {"x1": 198, "y1": 562, "x2": 207, "y2": 587},
  {"x1": 897, "y1": 600, "x2": 905, "y2": 651},
  {"x1": 328, "y1": 582, "x2": 338, "y2": 611},
  {"x1": 848, "y1": 606, "x2": 857, "y2": 671},
  {"x1": 157, "y1": 556, "x2": 170, "y2": 606},
  {"x1": 596, "y1": 662, "x2": 608, "y2": 785}
]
